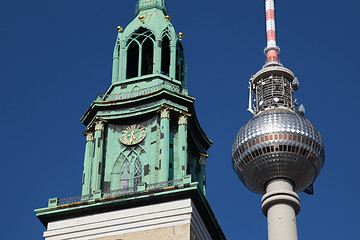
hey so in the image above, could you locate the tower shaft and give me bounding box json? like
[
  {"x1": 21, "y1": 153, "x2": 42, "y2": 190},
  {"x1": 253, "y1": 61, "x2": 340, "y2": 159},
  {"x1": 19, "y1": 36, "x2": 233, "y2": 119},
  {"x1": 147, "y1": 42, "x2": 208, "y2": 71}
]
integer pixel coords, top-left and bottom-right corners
[{"x1": 262, "y1": 179, "x2": 300, "y2": 240}]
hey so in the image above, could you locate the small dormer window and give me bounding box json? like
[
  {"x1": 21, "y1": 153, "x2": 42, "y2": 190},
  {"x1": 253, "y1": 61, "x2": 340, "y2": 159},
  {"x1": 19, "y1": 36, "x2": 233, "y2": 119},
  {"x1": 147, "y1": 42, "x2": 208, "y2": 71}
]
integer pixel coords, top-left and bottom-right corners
[{"x1": 126, "y1": 27, "x2": 155, "y2": 79}]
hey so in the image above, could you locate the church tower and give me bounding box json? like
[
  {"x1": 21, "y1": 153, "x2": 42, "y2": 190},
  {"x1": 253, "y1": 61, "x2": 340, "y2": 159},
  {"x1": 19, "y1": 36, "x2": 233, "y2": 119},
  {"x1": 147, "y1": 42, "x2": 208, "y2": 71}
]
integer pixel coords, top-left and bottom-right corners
[{"x1": 35, "y1": 1, "x2": 225, "y2": 239}]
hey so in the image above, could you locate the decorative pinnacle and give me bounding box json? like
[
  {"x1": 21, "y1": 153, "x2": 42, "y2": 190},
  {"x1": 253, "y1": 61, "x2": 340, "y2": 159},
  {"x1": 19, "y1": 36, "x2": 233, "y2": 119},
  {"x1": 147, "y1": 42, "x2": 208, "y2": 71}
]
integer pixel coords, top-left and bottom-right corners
[{"x1": 264, "y1": 0, "x2": 281, "y2": 65}]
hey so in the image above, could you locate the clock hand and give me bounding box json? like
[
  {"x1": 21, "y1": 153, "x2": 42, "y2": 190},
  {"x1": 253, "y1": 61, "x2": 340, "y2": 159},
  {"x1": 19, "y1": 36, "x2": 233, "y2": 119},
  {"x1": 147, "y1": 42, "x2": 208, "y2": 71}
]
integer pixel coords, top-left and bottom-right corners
[{"x1": 129, "y1": 131, "x2": 136, "y2": 143}]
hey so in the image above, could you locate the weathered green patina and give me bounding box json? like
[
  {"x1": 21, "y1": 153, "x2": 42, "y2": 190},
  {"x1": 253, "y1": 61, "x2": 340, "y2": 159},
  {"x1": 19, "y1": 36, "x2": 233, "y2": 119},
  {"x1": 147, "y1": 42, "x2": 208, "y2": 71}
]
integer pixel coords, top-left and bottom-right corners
[
  {"x1": 78, "y1": 0, "x2": 211, "y2": 198},
  {"x1": 136, "y1": 0, "x2": 167, "y2": 15},
  {"x1": 111, "y1": 0, "x2": 186, "y2": 89},
  {"x1": 36, "y1": 0, "x2": 212, "y2": 214}
]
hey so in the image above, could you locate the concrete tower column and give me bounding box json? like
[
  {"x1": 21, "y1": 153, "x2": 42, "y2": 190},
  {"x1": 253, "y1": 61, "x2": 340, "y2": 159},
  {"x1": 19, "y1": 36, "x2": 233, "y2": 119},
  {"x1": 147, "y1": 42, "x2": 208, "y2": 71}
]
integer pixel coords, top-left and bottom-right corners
[
  {"x1": 160, "y1": 107, "x2": 170, "y2": 182},
  {"x1": 177, "y1": 114, "x2": 188, "y2": 179},
  {"x1": 261, "y1": 179, "x2": 300, "y2": 240},
  {"x1": 82, "y1": 131, "x2": 94, "y2": 196},
  {"x1": 91, "y1": 120, "x2": 105, "y2": 192}
]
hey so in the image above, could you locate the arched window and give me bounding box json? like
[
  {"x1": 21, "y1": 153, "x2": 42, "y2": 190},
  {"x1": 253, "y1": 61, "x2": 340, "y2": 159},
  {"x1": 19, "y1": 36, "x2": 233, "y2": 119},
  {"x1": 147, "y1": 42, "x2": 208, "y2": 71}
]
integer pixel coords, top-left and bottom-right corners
[
  {"x1": 111, "y1": 145, "x2": 148, "y2": 192},
  {"x1": 134, "y1": 158, "x2": 142, "y2": 189},
  {"x1": 126, "y1": 42, "x2": 139, "y2": 79},
  {"x1": 120, "y1": 159, "x2": 130, "y2": 189},
  {"x1": 161, "y1": 36, "x2": 170, "y2": 76},
  {"x1": 114, "y1": 152, "x2": 143, "y2": 191},
  {"x1": 126, "y1": 27, "x2": 155, "y2": 79},
  {"x1": 141, "y1": 38, "x2": 154, "y2": 75},
  {"x1": 176, "y1": 42, "x2": 185, "y2": 82}
]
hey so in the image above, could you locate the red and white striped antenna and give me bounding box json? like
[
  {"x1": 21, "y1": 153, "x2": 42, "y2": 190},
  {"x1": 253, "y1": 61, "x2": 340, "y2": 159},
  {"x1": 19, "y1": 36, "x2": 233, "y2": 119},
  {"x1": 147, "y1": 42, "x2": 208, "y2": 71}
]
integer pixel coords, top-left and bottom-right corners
[{"x1": 264, "y1": 0, "x2": 281, "y2": 66}]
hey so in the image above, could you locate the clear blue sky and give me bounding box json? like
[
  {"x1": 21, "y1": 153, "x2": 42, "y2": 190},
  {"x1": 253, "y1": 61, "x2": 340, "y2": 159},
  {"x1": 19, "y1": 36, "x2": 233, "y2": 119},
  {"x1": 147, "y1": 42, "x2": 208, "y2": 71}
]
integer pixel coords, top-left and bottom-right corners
[{"x1": 1, "y1": 0, "x2": 359, "y2": 239}]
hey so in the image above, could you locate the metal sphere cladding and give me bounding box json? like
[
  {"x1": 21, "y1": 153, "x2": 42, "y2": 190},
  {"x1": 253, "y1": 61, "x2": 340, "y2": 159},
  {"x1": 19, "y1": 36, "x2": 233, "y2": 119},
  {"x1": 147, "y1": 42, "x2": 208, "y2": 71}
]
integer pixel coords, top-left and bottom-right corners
[{"x1": 232, "y1": 109, "x2": 325, "y2": 194}]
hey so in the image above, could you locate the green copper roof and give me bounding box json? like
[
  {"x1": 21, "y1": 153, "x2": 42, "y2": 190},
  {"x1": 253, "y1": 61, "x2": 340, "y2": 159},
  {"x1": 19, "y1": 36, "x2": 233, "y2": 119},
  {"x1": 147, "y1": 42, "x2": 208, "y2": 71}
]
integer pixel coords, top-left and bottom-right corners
[{"x1": 136, "y1": 0, "x2": 167, "y2": 15}]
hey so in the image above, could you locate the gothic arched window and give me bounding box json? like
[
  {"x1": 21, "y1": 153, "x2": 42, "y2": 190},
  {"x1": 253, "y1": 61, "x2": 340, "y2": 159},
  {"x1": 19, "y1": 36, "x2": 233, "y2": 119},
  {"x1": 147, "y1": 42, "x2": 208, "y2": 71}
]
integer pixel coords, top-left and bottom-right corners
[
  {"x1": 141, "y1": 38, "x2": 154, "y2": 75},
  {"x1": 116, "y1": 153, "x2": 143, "y2": 191},
  {"x1": 161, "y1": 36, "x2": 170, "y2": 76},
  {"x1": 176, "y1": 42, "x2": 185, "y2": 82},
  {"x1": 134, "y1": 158, "x2": 142, "y2": 189},
  {"x1": 126, "y1": 42, "x2": 139, "y2": 79},
  {"x1": 120, "y1": 159, "x2": 130, "y2": 189},
  {"x1": 111, "y1": 146, "x2": 148, "y2": 192},
  {"x1": 126, "y1": 27, "x2": 155, "y2": 79}
]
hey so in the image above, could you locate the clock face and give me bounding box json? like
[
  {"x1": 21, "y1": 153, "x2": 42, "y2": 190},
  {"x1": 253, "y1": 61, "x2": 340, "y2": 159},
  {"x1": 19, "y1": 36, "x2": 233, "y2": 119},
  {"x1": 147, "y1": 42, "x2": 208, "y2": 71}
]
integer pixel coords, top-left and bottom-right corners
[{"x1": 120, "y1": 125, "x2": 146, "y2": 146}]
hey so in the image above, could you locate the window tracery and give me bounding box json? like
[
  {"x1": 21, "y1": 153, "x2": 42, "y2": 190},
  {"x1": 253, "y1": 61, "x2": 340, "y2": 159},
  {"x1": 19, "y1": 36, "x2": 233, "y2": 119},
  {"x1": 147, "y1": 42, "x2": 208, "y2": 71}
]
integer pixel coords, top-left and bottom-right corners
[
  {"x1": 120, "y1": 159, "x2": 130, "y2": 189},
  {"x1": 161, "y1": 30, "x2": 171, "y2": 76},
  {"x1": 126, "y1": 27, "x2": 155, "y2": 79},
  {"x1": 111, "y1": 146, "x2": 147, "y2": 191}
]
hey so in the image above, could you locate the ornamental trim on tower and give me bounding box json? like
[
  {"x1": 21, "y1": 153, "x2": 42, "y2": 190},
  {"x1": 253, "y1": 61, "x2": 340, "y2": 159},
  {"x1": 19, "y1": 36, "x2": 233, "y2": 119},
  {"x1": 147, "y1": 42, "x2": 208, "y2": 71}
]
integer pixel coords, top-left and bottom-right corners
[
  {"x1": 94, "y1": 121, "x2": 105, "y2": 131},
  {"x1": 86, "y1": 132, "x2": 94, "y2": 142},
  {"x1": 178, "y1": 115, "x2": 188, "y2": 125},
  {"x1": 199, "y1": 153, "x2": 209, "y2": 166}
]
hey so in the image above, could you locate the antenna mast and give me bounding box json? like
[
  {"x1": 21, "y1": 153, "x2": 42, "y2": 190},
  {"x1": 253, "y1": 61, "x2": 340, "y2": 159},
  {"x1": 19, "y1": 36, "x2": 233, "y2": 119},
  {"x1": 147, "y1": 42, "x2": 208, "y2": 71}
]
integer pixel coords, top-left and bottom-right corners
[{"x1": 264, "y1": 0, "x2": 280, "y2": 66}]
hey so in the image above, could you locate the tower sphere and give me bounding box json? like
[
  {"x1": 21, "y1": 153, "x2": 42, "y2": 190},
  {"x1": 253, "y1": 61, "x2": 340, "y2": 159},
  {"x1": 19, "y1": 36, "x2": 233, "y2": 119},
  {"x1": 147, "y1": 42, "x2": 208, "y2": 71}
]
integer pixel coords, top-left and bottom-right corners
[{"x1": 232, "y1": 108, "x2": 325, "y2": 194}]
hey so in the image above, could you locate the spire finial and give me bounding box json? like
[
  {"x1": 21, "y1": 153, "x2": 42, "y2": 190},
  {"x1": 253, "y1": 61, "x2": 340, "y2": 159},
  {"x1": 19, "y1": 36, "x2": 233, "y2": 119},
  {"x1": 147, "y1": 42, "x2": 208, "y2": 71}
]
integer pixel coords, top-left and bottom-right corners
[
  {"x1": 136, "y1": 0, "x2": 167, "y2": 15},
  {"x1": 264, "y1": 0, "x2": 280, "y2": 66}
]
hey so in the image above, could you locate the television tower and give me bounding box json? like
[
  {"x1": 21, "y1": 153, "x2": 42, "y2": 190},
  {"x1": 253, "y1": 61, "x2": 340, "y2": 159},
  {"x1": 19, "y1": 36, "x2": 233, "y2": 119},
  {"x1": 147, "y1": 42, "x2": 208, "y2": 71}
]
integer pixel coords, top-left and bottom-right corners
[{"x1": 232, "y1": 1, "x2": 325, "y2": 240}]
